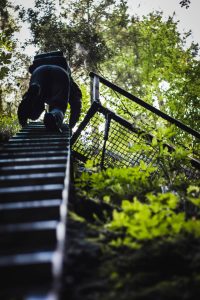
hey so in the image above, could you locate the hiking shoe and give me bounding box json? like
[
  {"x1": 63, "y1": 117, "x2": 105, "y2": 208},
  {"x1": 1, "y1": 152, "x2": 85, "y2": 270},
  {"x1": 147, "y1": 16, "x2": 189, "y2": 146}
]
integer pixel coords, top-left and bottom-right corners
[{"x1": 44, "y1": 109, "x2": 64, "y2": 132}]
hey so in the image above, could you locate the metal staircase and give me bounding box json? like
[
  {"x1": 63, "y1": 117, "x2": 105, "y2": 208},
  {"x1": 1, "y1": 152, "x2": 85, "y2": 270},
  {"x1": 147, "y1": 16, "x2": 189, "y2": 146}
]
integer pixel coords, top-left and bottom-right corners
[
  {"x1": 0, "y1": 72, "x2": 199, "y2": 299},
  {"x1": 0, "y1": 122, "x2": 70, "y2": 300}
]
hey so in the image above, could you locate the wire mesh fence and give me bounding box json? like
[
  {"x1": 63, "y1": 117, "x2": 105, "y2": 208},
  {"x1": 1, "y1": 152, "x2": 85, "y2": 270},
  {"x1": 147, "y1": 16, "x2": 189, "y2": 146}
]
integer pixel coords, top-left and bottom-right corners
[
  {"x1": 103, "y1": 119, "x2": 155, "y2": 168},
  {"x1": 71, "y1": 101, "x2": 199, "y2": 179},
  {"x1": 71, "y1": 73, "x2": 199, "y2": 180},
  {"x1": 72, "y1": 110, "x2": 105, "y2": 163},
  {"x1": 98, "y1": 86, "x2": 200, "y2": 158}
]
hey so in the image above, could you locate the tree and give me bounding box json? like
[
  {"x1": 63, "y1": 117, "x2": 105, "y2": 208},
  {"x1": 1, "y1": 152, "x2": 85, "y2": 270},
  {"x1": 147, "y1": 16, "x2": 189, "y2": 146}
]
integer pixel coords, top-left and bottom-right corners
[
  {"x1": 0, "y1": 0, "x2": 31, "y2": 117},
  {"x1": 17, "y1": 0, "x2": 121, "y2": 73},
  {"x1": 0, "y1": 0, "x2": 18, "y2": 113},
  {"x1": 17, "y1": 0, "x2": 199, "y2": 137},
  {"x1": 101, "y1": 11, "x2": 200, "y2": 135},
  {"x1": 179, "y1": 0, "x2": 191, "y2": 8}
]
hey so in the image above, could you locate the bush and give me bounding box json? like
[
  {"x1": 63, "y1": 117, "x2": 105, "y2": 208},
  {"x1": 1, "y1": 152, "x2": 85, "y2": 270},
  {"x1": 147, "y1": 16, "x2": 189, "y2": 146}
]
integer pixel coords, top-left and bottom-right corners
[{"x1": 0, "y1": 114, "x2": 20, "y2": 144}]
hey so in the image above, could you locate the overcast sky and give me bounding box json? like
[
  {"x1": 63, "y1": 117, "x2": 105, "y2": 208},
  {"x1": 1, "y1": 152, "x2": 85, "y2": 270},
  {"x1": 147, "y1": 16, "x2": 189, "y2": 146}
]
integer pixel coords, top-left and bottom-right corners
[
  {"x1": 12, "y1": 0, "x2": 200, "y2": 55},
  {"x1": 128, "y1": 0, "x2": 200, "y2": 45}
]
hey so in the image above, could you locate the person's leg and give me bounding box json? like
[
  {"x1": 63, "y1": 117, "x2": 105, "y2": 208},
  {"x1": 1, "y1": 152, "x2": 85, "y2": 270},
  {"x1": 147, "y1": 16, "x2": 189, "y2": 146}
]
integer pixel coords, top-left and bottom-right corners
[
  {"x1": 27, "y1": 84, "x2": 45, "y2": 120},
  {"x1": 18, "y1": 93, "x2": 30, "y2": 127},
  {"x1": 44, "y1": 108, "x2": 64, "y2": 131},
  {"x1": 18, "y1": 84, "x2": 44, "y2": 126},
  {"x1": 43, "y1": 69, "x2": 70, "y2": 131}
]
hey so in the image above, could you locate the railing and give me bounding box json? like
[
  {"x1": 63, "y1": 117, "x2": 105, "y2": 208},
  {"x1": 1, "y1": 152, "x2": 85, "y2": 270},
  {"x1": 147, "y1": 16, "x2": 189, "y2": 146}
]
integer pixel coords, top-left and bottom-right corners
[
  {"x1": 71, "y1": 72, "x2": 199, "y2": 173},
  {"x1": 89, "y1": 72, "x2": 200, "y2": 140}
]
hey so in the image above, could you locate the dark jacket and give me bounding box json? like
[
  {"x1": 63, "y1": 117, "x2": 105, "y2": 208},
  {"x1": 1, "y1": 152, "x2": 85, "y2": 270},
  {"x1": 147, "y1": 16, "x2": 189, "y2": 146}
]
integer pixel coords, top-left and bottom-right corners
[{"x1": 18, "y1": 51, "x2": 82, "y2": 128}]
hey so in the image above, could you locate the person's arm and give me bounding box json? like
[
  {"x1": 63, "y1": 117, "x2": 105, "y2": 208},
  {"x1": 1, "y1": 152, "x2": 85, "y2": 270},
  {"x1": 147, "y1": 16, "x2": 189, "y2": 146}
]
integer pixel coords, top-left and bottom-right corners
[{"x1": 69, "y1": 78, "x2": 82, "y2": 128}]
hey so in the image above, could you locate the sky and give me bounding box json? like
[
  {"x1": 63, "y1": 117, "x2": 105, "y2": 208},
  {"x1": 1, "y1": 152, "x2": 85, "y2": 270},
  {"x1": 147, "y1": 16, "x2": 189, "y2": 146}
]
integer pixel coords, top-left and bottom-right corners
[
  {"x1": 128, "y1": 0, "x2": 200, "y2": 45},
  {"x1": 12, "y1": 0, "x2": 200, "y2": 55}
]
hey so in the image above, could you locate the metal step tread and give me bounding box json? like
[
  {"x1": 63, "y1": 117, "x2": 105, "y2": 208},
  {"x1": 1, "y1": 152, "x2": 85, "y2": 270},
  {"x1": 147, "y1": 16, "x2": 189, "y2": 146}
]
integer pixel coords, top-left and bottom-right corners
[
  {"x1": 0, "y1": 156, "x2": 67, "y2": 165},
  {"x1": 0, "y1": 252, "x2": 54, "y2": 286},
  {"x1": 1, "y1": 163, "x2": 66, "y2": 171},
  {"x1": 0, "y1": 183, "x2": 64, "y2": 194},
  {"x1": 11, "y1": 136, "x2": 68, "y2": 140},
  {"x1": 0, "y1": 183, "x2": 63, "y2": 202},
  {"x1": 0, "y1": 150, "x2": 67, "y2": 158},
  {"x1": 0, "y1": 156, "x2": 67, "y2": 162},
  {"x1": 0, "y1": 200, "x2": 61, "y2": 224},
  {"x1": 0, "y1": 173, "x2": 65, "y2": 187},
  {"x1": 0, "y1": 220, "x2": 58, "y2": 233},
  {"x1": 0, "y1": 199, "x2": 61, "y2": 211},
  {"x1": 3, "y1": 141, "x2": 68, "y2": 147},
  {"x1": 2, "y1": 146, "x2": 69, "y2": 152},
  {"x1": 0, "y1": 172, "x2": 65, "y2": 181},
  {"x1": 0, "y1": 251, "x2": 54, "y2": 267},
  {"x1": 16, "y1": 131, "x2": 68, "y2": 135},
  {"x1": 0, "y1": 221, "x2": 58, "y2": 255}
]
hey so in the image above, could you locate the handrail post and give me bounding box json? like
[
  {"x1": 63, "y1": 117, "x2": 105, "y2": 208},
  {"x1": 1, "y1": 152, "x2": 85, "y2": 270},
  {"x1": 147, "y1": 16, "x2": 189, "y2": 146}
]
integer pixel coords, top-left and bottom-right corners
[
  {"x1": 101, "y1": 113, "x2": 111, "y2": 169},
  {"x1": 90, "y1": 74, "x2": 100, "y2": 104}
]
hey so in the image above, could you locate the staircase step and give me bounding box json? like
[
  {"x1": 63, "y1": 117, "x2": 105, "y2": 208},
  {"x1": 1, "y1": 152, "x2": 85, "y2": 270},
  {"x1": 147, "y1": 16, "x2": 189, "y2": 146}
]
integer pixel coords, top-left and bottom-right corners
[
  {"x1": 0, "y1": 221, "x2": 58, "y2": 255},
  {"x1": 0, "y1": 199, "x2": 61, "y2": 224},
  {"x1": 0, "y1": 163, "x2": 66, "y2": 175},
  {"x1": 9, "y1": 137, "x2": 67, "y2": 142},
  {"x1": 0, "y1": 251, "x2": 54, "y2": 286},
  {"x1": 0, "y1": 150, "x2": 67, "y2": 159},
  {"x1": 18, "y1": 134, "x2": 63, "y2": 140},
  {"x1": 12, "y1": 132, "x2": 68, "y2": 141},
  {"x1": 0, "y1": 156, "x2": 67, "y2": 166},
  {"x1": 19, "y1": 128, "x2": 57, "y2": 133},
  {"x1": 21, "y1": 127, "x2": 46, "y2": 131},
  {"x1": 3, "y1": 141, "x2": 67, "y2": 147},
  {"x1": 0, "y1": 184, "x2": 63, "y2": 202},
  {"x1": 23, "y1": 125, "x2": 46, "y2": 128},
  {"x1": 2, "y1": 146, "x2": 68, "y2": 152},
  {"x1": 0, "y1": 172, "x2": 65, "y2": 187}
]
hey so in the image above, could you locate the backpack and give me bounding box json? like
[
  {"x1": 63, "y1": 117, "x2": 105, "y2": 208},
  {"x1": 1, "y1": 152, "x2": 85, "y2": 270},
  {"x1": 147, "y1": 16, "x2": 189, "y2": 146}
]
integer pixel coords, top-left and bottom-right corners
[{"x1": 29, "y1": 51, "x2": 71, "y2": 75}]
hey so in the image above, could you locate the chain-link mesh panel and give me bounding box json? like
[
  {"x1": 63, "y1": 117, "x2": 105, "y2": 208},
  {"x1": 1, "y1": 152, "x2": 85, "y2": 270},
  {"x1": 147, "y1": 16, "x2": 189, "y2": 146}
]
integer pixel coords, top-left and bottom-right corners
[
  {"x1": 72, "y1": 110, "x2": 157, "y2": 168},
  {"x1": 179, "y1": 161, "x2": 200, "y2": 180},
  {"x1": 72, "y1": 106, "x2": 200, "y2": 180},
  {"x1": 103, "y1": 120, "x2": 156, "y2": 168},
  {"x1": 72, "y1": 112, "x2": 105, "y2": 164}
]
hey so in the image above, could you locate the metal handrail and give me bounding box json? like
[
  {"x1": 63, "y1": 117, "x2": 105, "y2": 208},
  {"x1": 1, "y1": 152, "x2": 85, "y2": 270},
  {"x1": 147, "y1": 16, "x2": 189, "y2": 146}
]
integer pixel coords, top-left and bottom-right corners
[{"x1": 89, "y1": 72, "x2": 200, "y2": 140}]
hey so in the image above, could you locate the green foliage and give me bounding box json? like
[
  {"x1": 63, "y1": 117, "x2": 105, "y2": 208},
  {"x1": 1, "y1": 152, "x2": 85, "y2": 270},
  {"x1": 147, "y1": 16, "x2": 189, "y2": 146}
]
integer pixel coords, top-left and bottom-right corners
[
  {"x1": 187, "y1": 185, "x2": 200, "y2": 207},
  {"x1": 64, "y1": 82, "x2": 90, "y2": 126},
  {"x1": 1, "y1": 6, "x2": 199, "y2": 298},
  {"x1": 15, "y1": 0, "x2": 200, "y2": 139},
  {"x1": 102, "y1": 11, "x2": 200, "y2": 132},
  {"x1": 107, "y1": 192, "x2": 200, "y2": 249},
  {"x1": 71, "y1": 138, "x2": 200, "y2": 299},
  {"x1": 0, "y1": 114, "x2": 20, "y2": 143},
  {"x1": 78, "y1": 83, "x2": 91, "y2": 121},
  {"x1": 0, "y1": 33, "x2": 12, "y2": 80},
  {"x1": 75, "y1": 126, "x2": 200, "y2": 252},
  {"x1": 130, "y1": 125, "x2": 196, "y2": 185},
  {"x1": 17, "y1": 0, "x2": 120, "y2": 72},
  {"x1": 0, "y1": 0, "x2": 28, "y2": 117},
  {"x1": 76, "y1": 161, "x2": 157, "y2": 204},
  {"x1": 0, "y1": 0, "x2": 18, "y2": 77}
]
